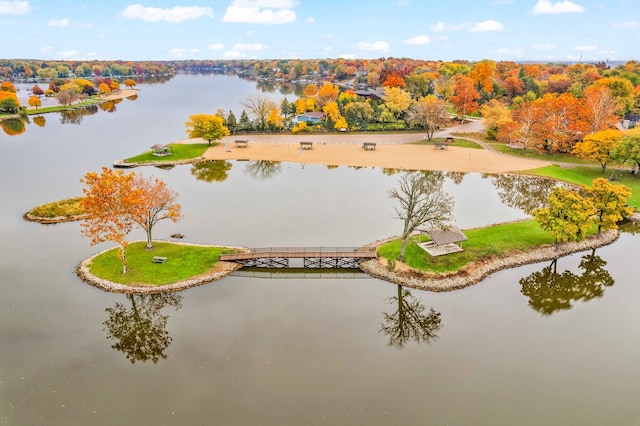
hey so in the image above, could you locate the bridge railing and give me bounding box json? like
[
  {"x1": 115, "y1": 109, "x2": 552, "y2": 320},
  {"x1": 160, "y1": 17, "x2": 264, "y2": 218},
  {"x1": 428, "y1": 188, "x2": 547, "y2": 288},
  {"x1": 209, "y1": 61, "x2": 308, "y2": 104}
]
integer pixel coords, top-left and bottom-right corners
[{"x1": 249, "y1": 247, "x2": 361, "y2": 253}]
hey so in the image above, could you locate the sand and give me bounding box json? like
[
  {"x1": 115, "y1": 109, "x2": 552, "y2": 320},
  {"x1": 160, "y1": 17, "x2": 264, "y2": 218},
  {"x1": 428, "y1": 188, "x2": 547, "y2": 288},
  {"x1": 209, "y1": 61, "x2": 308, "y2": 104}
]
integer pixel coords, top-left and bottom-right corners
[{"x1": 201, "y1": 132, "x2": 551, "y2": 174}]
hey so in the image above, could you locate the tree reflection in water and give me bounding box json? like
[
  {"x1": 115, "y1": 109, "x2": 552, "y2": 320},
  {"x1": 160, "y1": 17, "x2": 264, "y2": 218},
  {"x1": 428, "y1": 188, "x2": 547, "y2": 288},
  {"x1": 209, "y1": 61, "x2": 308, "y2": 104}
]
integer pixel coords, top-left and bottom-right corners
[
  {"x1": 445, "y1": 171, "x2": 467, "y2": 185},
  {"x1": 380, "y1": 285, "x2": 443, "y2": 348},
  {"x1": 104, "y1": 293, "x2": 182, "y2": 364},
  {"x1": 126, "y1": 94, "x2": 139, "y2": 101},
  {"x1": 488, "y1": 174, "x2": 557, "y2": 215},
  {"x1": 0, "y1": 117, "x2": 26, "y2": 135},
  {"x1": 59, "y1": 104, "x2": 98, "y2": 125},
  {"x1": 519, "y1": 250, "x2": 614, "y2": 315},
  {"x1": 190, "y1": 160, "x2": 233, "y2": 182},
  {"x1": 244, "y1": 160, "x2": 282, "y2": 180}
]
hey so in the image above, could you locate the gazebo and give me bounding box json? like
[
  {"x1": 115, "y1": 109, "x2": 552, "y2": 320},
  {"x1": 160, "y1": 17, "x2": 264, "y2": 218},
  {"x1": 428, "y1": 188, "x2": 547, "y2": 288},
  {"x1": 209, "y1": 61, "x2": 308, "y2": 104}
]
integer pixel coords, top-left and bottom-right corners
[
  {"x1": 417, "y1": 226, "x2": 468, "y2": 256},
  {"x1": 150, "y1": 144, "x2": 172, "y2": 156}
]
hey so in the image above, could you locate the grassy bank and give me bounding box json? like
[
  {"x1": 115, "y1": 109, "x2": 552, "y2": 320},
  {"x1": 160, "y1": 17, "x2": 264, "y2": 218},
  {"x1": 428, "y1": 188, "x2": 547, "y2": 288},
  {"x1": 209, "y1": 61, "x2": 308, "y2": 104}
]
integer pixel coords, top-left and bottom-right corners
[
  {"x1": 378, "y1": 220, "x2": 558, "y2": 273},
  {"x1": 524, "y1": 164, "x2": 640, "y2": 207},
  {"x1": 28, "y1": 197, "x2": 84, "y2": 218},
  {"x1": 88, "y1": 241, "x2": 234, "y2": 285},
  {"x1": 125, "y1": 143, "x2": 210, "y2": 163},
  {"x1": 410, "y1": 136, "x2": 483, "y2": 149}
]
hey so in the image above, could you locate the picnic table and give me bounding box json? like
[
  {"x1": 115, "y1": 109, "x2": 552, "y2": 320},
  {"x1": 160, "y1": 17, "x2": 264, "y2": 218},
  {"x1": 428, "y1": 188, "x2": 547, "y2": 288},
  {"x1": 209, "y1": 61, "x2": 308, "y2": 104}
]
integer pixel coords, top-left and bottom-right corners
[
  {"x1": 300, "y1": 141, "x2": 313, "y2": 150},
  {"x1": 363, "y1": 142, "x2": 376, "y2": 150},
  {"x1": 152, "y1": 256, "x2": 168, "y2": 264},
  {"x1": 235, "y1": 140, "x2": 248, "y2": 148}
]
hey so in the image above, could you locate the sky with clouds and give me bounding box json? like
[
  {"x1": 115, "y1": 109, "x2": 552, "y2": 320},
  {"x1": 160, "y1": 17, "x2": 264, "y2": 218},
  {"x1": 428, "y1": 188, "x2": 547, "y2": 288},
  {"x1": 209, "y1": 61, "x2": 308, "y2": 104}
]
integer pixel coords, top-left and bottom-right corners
[{"x1": 0, "y1": 0, "x2": 637, "y2": 62}]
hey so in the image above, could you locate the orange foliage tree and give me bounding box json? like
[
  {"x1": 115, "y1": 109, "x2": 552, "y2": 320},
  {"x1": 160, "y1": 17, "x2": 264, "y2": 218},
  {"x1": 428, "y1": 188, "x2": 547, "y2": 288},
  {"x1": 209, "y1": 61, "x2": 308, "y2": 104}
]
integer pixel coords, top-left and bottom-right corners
[
  {"x1": 451, "y1": 75, "x2": 480, "y2": 121},
  {"x1": 315, "y1": 82, "x2": 339, "y2": 107},
  {"x1": 28, "y1": 95, "x2": 41, "y2": 109},
  {"x1": 81, "y1": 168, "x2": 139, "y2": 274},
  {"x1": 382, "y1": 73, "x2": 405, "y2": 88},
  {"x1": 534, "y1": 93, "x2": 586, "y2": 153},
  {"x1": 123, "y1": 79, "x2": 137, "y2": 88},
  {"x1": 582, "y1": 86, "x2": 621, "y2": 134}
]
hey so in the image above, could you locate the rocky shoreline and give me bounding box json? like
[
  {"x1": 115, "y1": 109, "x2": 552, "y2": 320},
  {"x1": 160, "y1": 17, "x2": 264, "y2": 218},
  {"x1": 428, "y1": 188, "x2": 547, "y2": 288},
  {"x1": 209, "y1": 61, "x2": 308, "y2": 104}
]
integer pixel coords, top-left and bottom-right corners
[
  {"x1": 23, "y1": 211, "x2": 88, "y2": 224},
  {"x1": 358, "y1": 230, "x2": 620, "y2": 292}
]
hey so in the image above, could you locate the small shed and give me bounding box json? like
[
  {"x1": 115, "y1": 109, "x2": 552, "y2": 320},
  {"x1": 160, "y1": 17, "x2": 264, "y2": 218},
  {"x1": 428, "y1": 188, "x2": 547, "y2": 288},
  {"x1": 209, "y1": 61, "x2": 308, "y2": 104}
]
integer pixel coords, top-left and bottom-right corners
[
  {"x1": 151, "y1": 144, "x2": 172, "y2": 156},
  {"x1": 417, "y1": 226, "x2": 468, "y2": 256}
]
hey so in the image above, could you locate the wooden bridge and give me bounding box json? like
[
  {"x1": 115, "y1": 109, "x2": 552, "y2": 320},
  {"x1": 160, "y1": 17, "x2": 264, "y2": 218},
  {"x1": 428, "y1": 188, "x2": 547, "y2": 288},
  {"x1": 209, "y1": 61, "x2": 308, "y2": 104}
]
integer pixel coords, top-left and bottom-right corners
[{"x1": 219, "y1": 247, "x2": 377, "y2": 269}]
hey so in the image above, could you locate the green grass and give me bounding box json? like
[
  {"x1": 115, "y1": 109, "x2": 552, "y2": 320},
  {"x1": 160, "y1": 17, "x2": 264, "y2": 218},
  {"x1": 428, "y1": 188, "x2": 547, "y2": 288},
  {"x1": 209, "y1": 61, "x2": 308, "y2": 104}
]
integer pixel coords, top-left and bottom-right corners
[
  {"x1": 124, "y1": 143, "x2": 211, "y2": 163},
  {"x1": 523, "y1": 164, "x2": 640, "y2": 207},
  {"x1": 88, "y1": 241, "x2": 235, "y2": 285},
  {"x1": 409, "y1": 137, "x2": 483, "y2": 149},
  {"x1": 378, "y1": 220, "x2": 558, "y2": 273},
  {"x1": 28, "y1": 197, "x2": 85, "y2": 218}
]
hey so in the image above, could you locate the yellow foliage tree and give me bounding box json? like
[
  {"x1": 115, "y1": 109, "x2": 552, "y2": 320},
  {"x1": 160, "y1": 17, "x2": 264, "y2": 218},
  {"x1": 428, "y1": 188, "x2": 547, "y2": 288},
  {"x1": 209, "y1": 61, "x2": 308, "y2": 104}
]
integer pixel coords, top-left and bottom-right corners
[
  {"x1": 28, "y1": 95, "x2": 41, "y2": 109},
  {"x1": 316, "y1": 82, "x2": 339, "y2": 107},
  {"x1": 572, "y1": 129, "x2": 622, "y2": 173}
]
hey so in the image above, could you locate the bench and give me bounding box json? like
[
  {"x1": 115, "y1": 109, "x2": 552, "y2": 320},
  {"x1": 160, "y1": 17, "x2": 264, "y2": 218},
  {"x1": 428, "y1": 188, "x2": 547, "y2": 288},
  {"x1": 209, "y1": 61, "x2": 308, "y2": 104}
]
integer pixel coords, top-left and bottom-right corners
[
  {"x1": 435, "y1": 142, "x2": 448, "y2": 150},
  {"x1": 300, "y1": 141, "x2": 313, "y2": 150},
  {"x1": 235, "y1": 140, "x2": 248, "y2": 148},
  {"x1": 363, "y1": 142, "x2": 376, "y2": 150},
  {"x1": 152, "y1": 256, "x2": 168, "y2": 264},
  {"x1": 445, "y1": 137, "x2": 454, "y2": 144}
]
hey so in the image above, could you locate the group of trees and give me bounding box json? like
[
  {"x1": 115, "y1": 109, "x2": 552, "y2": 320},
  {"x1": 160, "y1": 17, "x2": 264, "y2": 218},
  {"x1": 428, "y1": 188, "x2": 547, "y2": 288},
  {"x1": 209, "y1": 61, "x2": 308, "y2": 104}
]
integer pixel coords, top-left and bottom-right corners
[
  {"x1": 0, "y1": 81, "x2": 19, "y2": 113},
  {"x1": 81, "y1": 168, "x2": 181, "y2": 274}
]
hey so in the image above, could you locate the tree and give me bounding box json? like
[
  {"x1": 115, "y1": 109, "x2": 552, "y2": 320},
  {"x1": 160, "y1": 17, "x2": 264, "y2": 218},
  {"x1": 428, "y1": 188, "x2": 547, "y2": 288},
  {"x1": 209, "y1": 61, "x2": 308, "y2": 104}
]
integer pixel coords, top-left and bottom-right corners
[
  {"x1": 0, "y1": 81, "x2": 16, "y2": 92},
  {"x1": 389, "y1": 172, "x2": 454, "y2": 261},
  {"x1": 611, "y1": 127, "x2": 640, "y2": 175},
  {"x1": 572, "y1": 129, "x2": 622, "y2": 173},
  {"x1": 0, "y1": 91, "x2": 20, "y2": 113},
  {"x1": 532, "y1": 186, "x2": 596, "y2": 249},
  {"x1": 480, "y1": 99, "x2": 512, "y2": 140},
  {"x1": 381, "y1": 87, "x2": 413, "y2": 121},
  {"x1": 31, "y1": 84, "x2": 44, "y2": 96},
  {"x1": 534, "y1": 92, "x2": 586, "y2": 153},
  {"x1": 244, "y1": 160, "x2": 282, "y2": 180},
  {"x1": 33, "y1": 116, "x2": 46, "y2": 127},
  {"x1": 184, "y1": 114, "x2": 229, "y2": 145},
  {"x1": 123, "y1": 79, "x2": 137, "y2": 88},
  {"x1": 380, "y1": 285, "x2": 442, "y2": 347},
  {"x1": 242, "y1": 95, "x2": 277, "y2": 130},
  {"x1": 404, "y1": 71, "x2": 435, "y2": 98},
  {"x1": 468, "y1": 60, "x2": 495, "y2": 94},
  {"x1": 104, "y1": 293, "x2": 182, "y2": 364},
  {"x1": 451, "y1": 75, "x2": 480, "y2": 122},
  {"x1": 489, "y1": 174, "x2": 557, "y2": 215},
  {"x1": 315, "y1": 81, "x2": 339, "y2": 107},
  {"x1": 344, "y1": 101, "x2": 374, "y2": 130},
  {"x1": 382, "y1": 73, "x2": 405, "y2": 88},
  {"x1": 226, "y1": 110, "x2": 237, "y2": 132},
  {"x1": 266, "y1": 108, "x2": 284, "y2": 131},
  {"x1": 28, "y1": 95, "x2": 41, "y2": 110},
  {"x1": 582, "y1": 86, "x2": 620, "y2": 134},
  {"x1": 80, "y1": 168, "x2": 138, "y2": 274},
  {"x1": 130, "y1": 174, "x2": 182, "y2": 249},
  {"x1": 585, "y1": 177, "x2": 633, "y2": 235},
  {"x1": 406, "y1": 95, "x2": 450, "y2": 140}
]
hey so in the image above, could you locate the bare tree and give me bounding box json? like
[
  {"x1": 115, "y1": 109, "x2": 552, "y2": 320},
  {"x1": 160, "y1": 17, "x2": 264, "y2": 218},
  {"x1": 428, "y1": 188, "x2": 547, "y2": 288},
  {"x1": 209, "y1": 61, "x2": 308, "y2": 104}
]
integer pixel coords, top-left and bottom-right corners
[
  {"x1": 389, "y1": 172, "x2": 454, "y2": 261},
  {"x1": 242, "y1": 95, "x2": 277, "y2": 131},
  {"x1": 406, "y1": 95, "x2": 450, "y2": 140}
]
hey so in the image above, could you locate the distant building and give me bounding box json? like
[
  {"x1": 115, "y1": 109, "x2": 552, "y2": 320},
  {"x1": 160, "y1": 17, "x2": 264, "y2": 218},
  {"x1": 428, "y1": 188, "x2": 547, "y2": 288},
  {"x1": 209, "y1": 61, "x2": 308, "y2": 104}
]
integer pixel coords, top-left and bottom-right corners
[{"x1": 294, "y1": 111, "x2": 325, "y2": 123}]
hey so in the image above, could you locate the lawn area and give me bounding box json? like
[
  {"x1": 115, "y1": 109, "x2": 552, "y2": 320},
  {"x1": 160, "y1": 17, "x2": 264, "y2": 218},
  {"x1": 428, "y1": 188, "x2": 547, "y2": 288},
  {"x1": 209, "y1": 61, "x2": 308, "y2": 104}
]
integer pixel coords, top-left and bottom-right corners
[
  {"x1": 378, "y1": 220, "x2": 558, "y2": 274},
  {"x1": 124, "y1": 143, "x2": 210, "y2": 163},
  {"x1": 28, "y1": 197, "x2": 84, "y2": 218},
  {"x1": 88, "y1": 241, "x2": 234, "y2": 285},
  {"x1": 410, "y1": 136, "x2": 483, "y2": 149},
  {"x1": 523, "y1": 164, "x2": 640, "y2": 207}
]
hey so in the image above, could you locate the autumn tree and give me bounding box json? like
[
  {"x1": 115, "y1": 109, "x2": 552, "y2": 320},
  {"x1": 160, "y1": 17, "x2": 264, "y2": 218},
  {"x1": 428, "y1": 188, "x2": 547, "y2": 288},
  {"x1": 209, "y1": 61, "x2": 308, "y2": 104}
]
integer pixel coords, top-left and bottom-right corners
[
  {"x1": 585, "y1": 177, "x2": 633, "y2": 235},
  {"x1": 343, "y1": 101, "x2": 374, "y2": 130},
  {"x1": 99, "y1": 82, "x2": 111, "y2": 94},
  {"x1": 28, "y1": 95, "x2": 41, "y2": 110},
  {"x1": 382, "y1": 72, "x2": 405, "y2": 88},
  {"x1": 406, "y1": 95, "x2": 450, "y2": 140},
  {"x1": 451, "y1": 75, "x2": 480, "y2": 122},
  {"x1": 0, "y1": 91, "x2": 20, "y2": 113},
  {"x1": 404, "y1": 71, "x2": 435, "y2": 98},
  {"x1": 128, "y1": 174, "x2": 182, "y2": 249},
  {"x1": 315, "y1": 82, "x2": 339, "y2": 107},
  {"x1": 572, "y1": 129, "x2": 622, "y2": 173},
  {"x1": 266, "y1": 108, "x2": 284, "y2": 131},
  {"x1": 611, "y1": 127, "x2": 640, "y2": 174},
  {"x1": 31, "y1": 84, "x2": 44, "y2": 96},
  {"x1": 123, "y1": 79, "x2": 137, "y2": 88},
  {"x1": 480, "y1": 99, "x2": 512, "y2": 140},
  {"x1": 389, "y1": 172, "x2": 454, "y2": 261},
  {"x1": 303, "y1": 84, "x2": 318, "y2": 98},
  {"x1": 382, "y1": 87, "x2": 413, "y2": 121},
  {"x1": 80, "y1": 168, "x2": 138, "y2": 274},
  {"x1": 534, "y1": 93, "x2": 586, "y2": 153},
  {"x1": 242, "y1": 95, "x2": 277, "y2": 130},
  {"x1": 582, "y1": 86, "x2": 620, "y2": 134},
  {"x1": 594, "y1": 76, "x2": 635, "y2": 113},
  {"x1": 533, "y1": 186, "x2": 596, "y2": 249},
  {"x1": 468, "y1": 60, "x2": 495, "y2": 95},
  {"x1": 184, "y1": 114, "x2": 229, "y2": 145},
  {"x1": 0, "y1": 81, "x2": 16, "y2": 92}
]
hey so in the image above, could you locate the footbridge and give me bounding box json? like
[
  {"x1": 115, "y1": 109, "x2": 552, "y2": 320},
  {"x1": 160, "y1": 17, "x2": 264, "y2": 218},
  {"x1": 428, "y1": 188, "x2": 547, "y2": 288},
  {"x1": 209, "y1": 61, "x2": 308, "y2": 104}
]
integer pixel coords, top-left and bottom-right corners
[{"x1": 219, "y1": 247, "x2": 377, "y2": 269}]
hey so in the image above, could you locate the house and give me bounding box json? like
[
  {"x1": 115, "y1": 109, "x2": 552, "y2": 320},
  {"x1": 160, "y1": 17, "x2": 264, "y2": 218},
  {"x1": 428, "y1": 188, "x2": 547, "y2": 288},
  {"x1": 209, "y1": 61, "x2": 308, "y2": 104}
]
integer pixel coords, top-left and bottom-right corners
[{"x1": 294, "y1": 111, "x2": 325, "y2": 123}]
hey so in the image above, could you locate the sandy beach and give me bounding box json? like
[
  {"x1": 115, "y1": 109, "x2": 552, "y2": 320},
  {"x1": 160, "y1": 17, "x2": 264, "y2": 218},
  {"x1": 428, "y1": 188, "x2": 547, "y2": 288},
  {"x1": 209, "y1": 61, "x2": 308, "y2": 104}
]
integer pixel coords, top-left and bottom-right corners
[{"x1": 201, "y1": 132, "x2": 551, "y2": 174}]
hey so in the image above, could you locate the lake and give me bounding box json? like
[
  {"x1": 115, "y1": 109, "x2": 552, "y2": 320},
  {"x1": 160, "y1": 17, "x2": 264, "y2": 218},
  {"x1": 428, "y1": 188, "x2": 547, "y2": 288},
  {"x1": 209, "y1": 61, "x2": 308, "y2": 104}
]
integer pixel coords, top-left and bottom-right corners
[{"x1": 1, "y1": 74, "x2": 639, "y2": 425}]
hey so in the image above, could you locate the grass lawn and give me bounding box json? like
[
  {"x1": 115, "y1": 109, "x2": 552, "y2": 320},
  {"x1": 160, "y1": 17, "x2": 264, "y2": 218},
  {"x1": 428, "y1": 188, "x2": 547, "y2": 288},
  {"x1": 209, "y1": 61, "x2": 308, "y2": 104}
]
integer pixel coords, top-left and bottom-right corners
[
  {"x1": 88, "y1": 241, "x2": 235, "y2": 285},
  {"x1": 523, "y1": 164, "x2": 640, "y2": 207},
  {"x1": 28, "y1": 197, "x2": 84, "y2": 218},
  {"x1": 124, "y1": 143, "x2": 210, "y2": 163},
  {"x1": 378, "y1": 220, "x2": 558, "y2": 273},
  {"x1": 410, "y1": 136, "x2": 483, "y2": 149}
]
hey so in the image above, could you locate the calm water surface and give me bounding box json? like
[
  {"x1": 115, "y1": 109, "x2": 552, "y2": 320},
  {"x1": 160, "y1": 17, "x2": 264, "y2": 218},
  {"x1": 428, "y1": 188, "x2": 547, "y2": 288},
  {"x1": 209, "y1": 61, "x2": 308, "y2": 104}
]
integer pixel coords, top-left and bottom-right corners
[{"x1": 1, "y1": 74, "x2": 639, "y2": 425}]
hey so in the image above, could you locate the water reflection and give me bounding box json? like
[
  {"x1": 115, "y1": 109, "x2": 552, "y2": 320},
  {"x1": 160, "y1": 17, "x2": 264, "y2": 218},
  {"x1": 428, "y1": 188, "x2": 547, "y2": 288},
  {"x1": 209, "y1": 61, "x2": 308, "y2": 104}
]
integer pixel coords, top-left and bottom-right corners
[
  {"x1": 380, "y1": 285, "x2": 443, "y2": 348},
  {"x1": 32, "y1": 115, "x2": 46, "y2": 127},
  {"x1": 487, "y1": 174, "x2": 557, "y2": 215},
  {"x1": 190, "y1": 160, "x2": 232, "y2": 182},
  {"x1": 99, "y1": 99, "x2": 122, "y2": 113},
  {"x1": 519, "y1": 250, "x2": 614, "y2": 315},
  {"x1": 445, "y1": 171, "x2": 466, "y2": 185},
  {"x1": 126, "y1": 93, "x2": 139, "y2": 101},
  {"x1": 0, "y1": 117, "x2": 26, "y2": 135},
  {"x1": 60, "y1": 105, "x2": 98, "y2": 125},
  {"x1": 103, "y1": 293, "x2": 182, "y2": 364},
  {"x1": 244, "y1": 160, "x2": 282, "y2": 180}
]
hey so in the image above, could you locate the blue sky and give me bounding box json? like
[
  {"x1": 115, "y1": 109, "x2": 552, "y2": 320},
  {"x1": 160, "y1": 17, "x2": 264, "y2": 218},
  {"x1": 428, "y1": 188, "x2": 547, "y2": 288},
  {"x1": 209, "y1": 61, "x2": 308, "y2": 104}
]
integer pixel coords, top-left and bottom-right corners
[{"x1": 0, "y1": 0, "x2": 637, "y2": 62}]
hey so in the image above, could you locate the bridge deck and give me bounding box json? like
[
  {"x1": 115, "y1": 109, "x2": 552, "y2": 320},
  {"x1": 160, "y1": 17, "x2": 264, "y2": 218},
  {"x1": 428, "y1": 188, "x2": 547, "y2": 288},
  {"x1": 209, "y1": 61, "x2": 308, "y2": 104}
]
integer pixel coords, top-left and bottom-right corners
[{"x1": 219, "y1": 247, "x2": 377, "y2": 262}]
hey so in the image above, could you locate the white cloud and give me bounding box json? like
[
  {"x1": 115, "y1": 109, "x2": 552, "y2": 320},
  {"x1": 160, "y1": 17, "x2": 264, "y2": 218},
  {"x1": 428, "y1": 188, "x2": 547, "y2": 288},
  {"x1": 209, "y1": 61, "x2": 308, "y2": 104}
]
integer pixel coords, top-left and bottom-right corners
[
  {"x1": 430, "y1": 21, "x2": 470, "y2": 32},
  {"x1": 48, "y1": 18, "x2": 69, "y2": 27},
  {"x1": 403, "y1": 34, "x2": 431, "y2": 45},
  {"x1": 223, "y1": 0, "x2": 296, "y2": 24},
  {"x1": 58, "y1": 50, "x2": 79, "y2": 59},
  {"x1": 470, "y1": 20, "x2": 504, "y2": 32},
  {"x1": 169, "y1": 48, "x2": 187, "y2": 58},
  {"x1": 207, "y1": 43, "x2": 224, "y2": 50},
  {"x1": 39, "y1": 45, "x2": 53, "y2": 52},
  {"x1": 574, "y1": 44, "x2": 597, "y2": 51},
  {"x1": 232, "y1": 43, "x2": 269, "y2": 51},
  {"x1": 191, "y1": 48, "x2": 200, "y2": 53},
  {"x1": 305, "y1": 16, "x2": 314, "y2": 23},
  {"x1": 495, "y1": 47, "x2": 524, "y2": 58},
  {"x1": 612, "y1": 22, "x2": 637, "y2": 30},
  {"x1": 121, "y1": 4, "x2": 213, "y2": 23},
  {"x1": 76, "y1": 22, "x2": 94, "y2": 28},
  {"x1": 0, "y1": 0, "x2": 30, "y2": 14},
  {"x1": 356, "y1": 41, "x2": 389, "y2": 52},
  {"x1": 532, "y1": 0, "x2": 584, "y2": 14},
  {"x1": 533, "y1": 43, "x2": 555, "y2": 50},
  {"x1": 223, "y1": 50, "x2": 244, "y2": 58}
]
